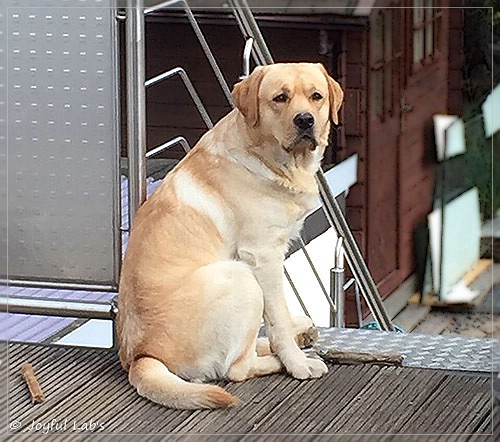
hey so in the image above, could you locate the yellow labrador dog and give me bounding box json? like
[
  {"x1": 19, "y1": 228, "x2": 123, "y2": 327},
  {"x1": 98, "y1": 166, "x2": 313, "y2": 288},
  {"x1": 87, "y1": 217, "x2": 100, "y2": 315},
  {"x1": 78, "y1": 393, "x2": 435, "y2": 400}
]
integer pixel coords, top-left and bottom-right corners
[{"x1": 117, "y1": 63, "x2": 344, "y2": 409}]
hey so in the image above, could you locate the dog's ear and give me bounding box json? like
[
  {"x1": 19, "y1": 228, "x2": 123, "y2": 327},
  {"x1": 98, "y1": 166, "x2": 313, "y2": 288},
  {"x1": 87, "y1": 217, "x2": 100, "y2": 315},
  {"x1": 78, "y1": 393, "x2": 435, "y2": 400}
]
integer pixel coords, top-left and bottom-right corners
[
  {"x1": 232, "y1": 66, "x2": 266, "y2": 127},
  {"x1": 319, "y1": 64, "x2": 344, "y2": 125}
]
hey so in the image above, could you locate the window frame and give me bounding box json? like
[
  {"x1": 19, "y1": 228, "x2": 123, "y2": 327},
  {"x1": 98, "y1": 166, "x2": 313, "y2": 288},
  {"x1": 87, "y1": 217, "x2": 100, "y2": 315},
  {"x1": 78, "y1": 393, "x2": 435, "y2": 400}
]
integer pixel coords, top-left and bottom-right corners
[
  {"x1": 411, "y1": 0, "x2": 442, "y2": 70},
  {"x1": 370, "y1": 7, "x2": 403, "y2": 122}
]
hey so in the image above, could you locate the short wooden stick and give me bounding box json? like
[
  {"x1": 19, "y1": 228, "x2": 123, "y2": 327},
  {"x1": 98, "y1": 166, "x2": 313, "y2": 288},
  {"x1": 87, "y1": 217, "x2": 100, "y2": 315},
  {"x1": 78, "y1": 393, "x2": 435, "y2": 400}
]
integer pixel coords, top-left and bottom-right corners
[
  {"x1": 21, "y1": 363, "x2": 46, "y2": 404},
  {"x1": 317, "y1": 349, "x2": 404, "y2": 367}
]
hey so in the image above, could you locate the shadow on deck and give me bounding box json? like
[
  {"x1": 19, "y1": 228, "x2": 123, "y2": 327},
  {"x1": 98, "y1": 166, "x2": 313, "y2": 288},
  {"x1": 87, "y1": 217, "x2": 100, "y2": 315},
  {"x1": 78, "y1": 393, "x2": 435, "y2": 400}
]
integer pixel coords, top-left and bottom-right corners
[{"x1": 2, "y1": 341, "x2": 497, "y2": 440}]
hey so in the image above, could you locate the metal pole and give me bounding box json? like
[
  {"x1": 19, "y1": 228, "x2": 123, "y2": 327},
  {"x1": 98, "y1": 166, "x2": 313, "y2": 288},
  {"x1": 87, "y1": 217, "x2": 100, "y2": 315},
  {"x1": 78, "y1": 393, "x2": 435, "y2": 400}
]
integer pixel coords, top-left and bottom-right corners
[
  {"x1": 317, "y1": 169, "x2": 394, "y2": 331},
  {"x1": 237, "y1": 0, "x2": 274, "y2": 64},
  {"x1": 0, "y1": 296, "x2": 118, "y2": 320},
  {"x1": 230, "y1": 0, "x2": 393, "y2": 331},
  {"x1": 241, "y1": 38, "x2": 254, "y2": 79},
  {"x1": 126, "y1": 0, "x2": 147, "y2": 224},
  {"x1": 144, "y1": 0, "x2": 180, "y2": 15},
  {"x1": 230, "y1": 3, "x2": 260, "y2": 67},
  {"x1": 343, "y1": 277, "x2": 355, "y2": 291},
  {"x1": 146, "y1": 136, "x2": 191, "y2": 158},
  {"x1": 332, "y1": 237, "x2": 345, "y2": 327},
  {"x1": 284, "y1": 267, "x2": 311, "y2": 319},
  {"x1": 0, "y1": 278, "x2": 117, "y2": 293},
  {"x1": 298, "y1": 237, "x2": 333, "y2": 310},
  {"x1": 183, "y1": 6, "x2": 234, "y2": 106},
  {"x1": 238, "y1": 0, "x2": 274, "y2": 64},
  {"x1": 355, "y1": 283, "x2": 363, "y2": 327},
  {"x1": 229, "y1": 1, "x2": 267, "y2": 66}
]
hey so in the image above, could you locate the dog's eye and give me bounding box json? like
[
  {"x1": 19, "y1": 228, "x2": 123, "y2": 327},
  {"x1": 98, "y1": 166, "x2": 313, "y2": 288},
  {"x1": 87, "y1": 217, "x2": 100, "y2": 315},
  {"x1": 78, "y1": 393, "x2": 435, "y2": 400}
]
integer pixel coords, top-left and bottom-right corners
[
  {"x1": 311, "y1": 92, "x2": 323, "y2": 101},
  {"x1": 272, "y1": 93, "x2": 288, "y2": 103}
]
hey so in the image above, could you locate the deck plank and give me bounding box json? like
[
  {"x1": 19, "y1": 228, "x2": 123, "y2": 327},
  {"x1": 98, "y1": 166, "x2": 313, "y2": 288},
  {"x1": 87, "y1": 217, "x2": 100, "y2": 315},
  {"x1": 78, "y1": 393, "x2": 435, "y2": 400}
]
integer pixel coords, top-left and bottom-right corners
[
  {"x1": 338, "y1": 368, "x2": 447, "y2": 433},
  {"x1": 4, "y1": 343, "x2": 495, "y2": 438},
  {"x1": 256, "y1": 365, "x2": 382, "y2": 434},
  {"x1": 392, "y1": 305, "x2": 432, "y2": 331},
  {"x1": 400, "y1": 375, "x2": 492, "y2": 433},
  {"x1": 413, "y1": 314, "x2": 454, "y2": 335}
]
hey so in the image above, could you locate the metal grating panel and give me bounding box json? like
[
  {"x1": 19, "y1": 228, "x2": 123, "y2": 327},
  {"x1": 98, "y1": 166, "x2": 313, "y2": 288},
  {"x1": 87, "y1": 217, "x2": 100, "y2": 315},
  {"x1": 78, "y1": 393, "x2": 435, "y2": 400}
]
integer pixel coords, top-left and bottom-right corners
[
  {"x1": 317, "y1": 327, "x2": 500, "y2": 373},
  {"x1": 2, "y1": 0, "x2": 121, "y2": 288}
]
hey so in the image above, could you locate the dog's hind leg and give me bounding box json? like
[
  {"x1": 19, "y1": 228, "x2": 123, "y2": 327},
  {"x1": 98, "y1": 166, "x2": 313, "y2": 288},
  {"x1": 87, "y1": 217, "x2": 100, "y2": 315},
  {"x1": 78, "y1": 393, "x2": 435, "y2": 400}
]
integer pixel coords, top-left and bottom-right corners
[
  {"x1": 228, "y1": 338, "x2": 284, "y2": 382},
  {"x1": 187, "y1": 260, "x2": 284, "y2": 383},
  {"x1": 256, "y1": 337, "x2": 273, "y2": 356}
]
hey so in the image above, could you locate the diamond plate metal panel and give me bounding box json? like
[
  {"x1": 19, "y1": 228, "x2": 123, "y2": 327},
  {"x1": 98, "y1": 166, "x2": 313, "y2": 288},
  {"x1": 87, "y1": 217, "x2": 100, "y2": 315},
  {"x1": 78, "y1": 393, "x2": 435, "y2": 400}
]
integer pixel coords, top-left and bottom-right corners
[
  {"x1": 1, "y1": 0, "x2": 121, "y2": 288},
  {"x1": 317, "y1": 327, "x2": 500, "y2": 373}
]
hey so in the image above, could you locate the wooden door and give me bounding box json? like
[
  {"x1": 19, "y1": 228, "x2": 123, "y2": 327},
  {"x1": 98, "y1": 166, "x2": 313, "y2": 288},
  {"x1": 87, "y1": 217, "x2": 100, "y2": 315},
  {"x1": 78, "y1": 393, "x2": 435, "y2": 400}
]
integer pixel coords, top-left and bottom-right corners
[
  {"x1": 366, "y1": 7, "x2": 404, "y2": 295},
  {"x1": 367, "y1": 1, "x2": 447, "y2": 296},
  {"x1": 397, "y1": 1, "x2": 447, "y2": 281}
]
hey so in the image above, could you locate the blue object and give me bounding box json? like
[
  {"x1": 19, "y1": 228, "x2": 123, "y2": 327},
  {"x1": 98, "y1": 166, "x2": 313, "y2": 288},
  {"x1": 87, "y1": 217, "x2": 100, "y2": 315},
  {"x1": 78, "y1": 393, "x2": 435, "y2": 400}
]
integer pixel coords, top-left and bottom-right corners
[{"x1": 361, "y1": 321, "x2": 405, "y2": 333}]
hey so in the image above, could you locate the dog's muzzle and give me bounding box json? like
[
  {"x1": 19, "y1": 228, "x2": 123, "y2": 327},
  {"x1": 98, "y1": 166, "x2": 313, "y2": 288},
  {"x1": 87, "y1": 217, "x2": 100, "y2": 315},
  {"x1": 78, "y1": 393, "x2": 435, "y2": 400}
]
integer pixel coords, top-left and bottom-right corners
[{"x1": 292, "y1": 112, "x2": 317, "y2": 151}]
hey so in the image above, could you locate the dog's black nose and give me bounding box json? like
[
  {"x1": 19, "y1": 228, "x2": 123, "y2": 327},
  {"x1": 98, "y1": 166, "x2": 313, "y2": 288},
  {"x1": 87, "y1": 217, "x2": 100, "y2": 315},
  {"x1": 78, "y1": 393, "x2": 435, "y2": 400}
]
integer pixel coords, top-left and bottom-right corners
[{"x1": 293, "y1": 112, "x2": 315, "y2": 130}]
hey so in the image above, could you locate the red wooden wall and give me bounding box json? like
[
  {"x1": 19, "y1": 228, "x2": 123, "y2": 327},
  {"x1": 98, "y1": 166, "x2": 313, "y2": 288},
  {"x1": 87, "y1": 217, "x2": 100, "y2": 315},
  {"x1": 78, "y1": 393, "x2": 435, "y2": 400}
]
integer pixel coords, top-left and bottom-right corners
[
  {"x1": 119, "y1": 17, "x2": 343, "y2": 162},
  {"x1": 340, "y1": 1, "x2": 464, "y2": 323}
]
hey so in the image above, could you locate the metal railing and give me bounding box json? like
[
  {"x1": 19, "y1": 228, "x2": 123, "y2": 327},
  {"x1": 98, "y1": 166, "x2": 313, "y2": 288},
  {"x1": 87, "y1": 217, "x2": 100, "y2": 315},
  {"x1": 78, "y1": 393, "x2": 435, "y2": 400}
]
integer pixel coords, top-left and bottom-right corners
[
  {"x1": 146, "y1": 136, "x2": 191, "y2": 158},
  {"x1": 122, "y1": 0, "x2": 393, "y2": 330},
  {"x1": 0, "y1": 296, "x2": 118, "y2": 321},
  {"x1": 144, "y1": 0, "x2": 234, "y2": 105},
  {"x1": 126, "y1": 0, "x2": 228, "y2": 230},
  {"x1": 145, "y1": 67, "x2": 213, "y2": 129},
  {"x1": 2, "y1": 1, "x2": 393, "y2": 335},
  {"x1": 228, "y1": 0, "x2": 394, "y2": 331},
  {"x1": 126, "y1": 0, "x2": 147, "y2": 224},
  {"x1": 317, "y1": 171, "x2": 393, "y2": 331}
]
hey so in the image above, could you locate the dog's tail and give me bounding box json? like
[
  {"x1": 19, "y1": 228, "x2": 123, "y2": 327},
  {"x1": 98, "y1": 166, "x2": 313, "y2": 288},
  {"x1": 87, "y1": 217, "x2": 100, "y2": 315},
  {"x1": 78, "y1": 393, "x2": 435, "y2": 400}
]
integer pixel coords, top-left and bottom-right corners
[{"x1": 129, "y1": 357, "x2": 238, "y2": 410}]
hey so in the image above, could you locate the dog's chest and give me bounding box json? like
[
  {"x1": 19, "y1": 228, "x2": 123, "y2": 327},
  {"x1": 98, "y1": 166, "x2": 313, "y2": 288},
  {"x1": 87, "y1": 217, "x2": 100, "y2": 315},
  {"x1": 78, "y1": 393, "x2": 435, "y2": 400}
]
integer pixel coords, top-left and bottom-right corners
[{"x1": 236, "y1": 187, "x2": 319, "y2": 246}]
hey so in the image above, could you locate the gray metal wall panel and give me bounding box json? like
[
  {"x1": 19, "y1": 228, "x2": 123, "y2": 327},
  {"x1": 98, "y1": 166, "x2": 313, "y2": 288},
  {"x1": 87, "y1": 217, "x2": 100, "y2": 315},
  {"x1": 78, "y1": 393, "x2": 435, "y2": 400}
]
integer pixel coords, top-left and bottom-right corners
[
  {"x1": 0, "y1": 3, "x2": 7, "y2": 279},
  {"x1": 1, "y1": 0, "x2": 121, "y2": 287}
]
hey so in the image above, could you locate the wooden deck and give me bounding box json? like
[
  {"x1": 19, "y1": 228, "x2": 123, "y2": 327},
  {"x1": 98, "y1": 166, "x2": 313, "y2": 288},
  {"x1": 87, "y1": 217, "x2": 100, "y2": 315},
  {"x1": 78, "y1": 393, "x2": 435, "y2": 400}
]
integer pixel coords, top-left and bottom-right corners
[
  {"x1": 2, "y1": 342, "x2": 496, "y2": 439},
  {"x1": 376, "y1": 261, "x2": 499, "y2": 339}
]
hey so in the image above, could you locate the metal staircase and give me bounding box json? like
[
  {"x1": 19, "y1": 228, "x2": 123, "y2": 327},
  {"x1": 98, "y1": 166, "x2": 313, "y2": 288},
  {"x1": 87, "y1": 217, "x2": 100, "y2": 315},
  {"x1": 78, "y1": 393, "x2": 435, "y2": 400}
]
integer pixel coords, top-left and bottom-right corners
[
  {"x1": 125, "y1": 0, "x2": 394, "y2": 331},
  {"x1": 2, "y1": 0, "x2": 393, "y2": 336}
]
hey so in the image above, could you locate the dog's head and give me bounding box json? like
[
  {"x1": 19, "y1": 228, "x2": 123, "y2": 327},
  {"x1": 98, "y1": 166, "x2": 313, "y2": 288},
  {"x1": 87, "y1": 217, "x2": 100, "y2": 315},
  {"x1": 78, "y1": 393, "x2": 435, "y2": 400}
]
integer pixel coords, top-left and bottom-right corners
[{"x1": 232, "y1": 63, "x2": 343, "y2": 155}]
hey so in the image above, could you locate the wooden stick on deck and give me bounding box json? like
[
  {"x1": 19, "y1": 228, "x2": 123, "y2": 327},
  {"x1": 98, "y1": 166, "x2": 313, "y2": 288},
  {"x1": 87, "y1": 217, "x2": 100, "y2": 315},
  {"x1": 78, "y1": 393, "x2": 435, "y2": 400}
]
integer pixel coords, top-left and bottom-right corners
[
  {"x1": 21, "y1": 363, "x2": 46, "y2": 404},
  {"x1": 318, "y1": 349, "x2": 404, "y2": 367}
]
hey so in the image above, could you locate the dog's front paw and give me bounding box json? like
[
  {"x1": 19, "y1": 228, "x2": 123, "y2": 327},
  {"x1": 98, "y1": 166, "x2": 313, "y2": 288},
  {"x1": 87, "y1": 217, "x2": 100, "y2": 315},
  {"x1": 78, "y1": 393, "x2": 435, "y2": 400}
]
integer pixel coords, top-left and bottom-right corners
[{"x1": 288, "y1": 357, "x2": 328, "y2": 380}]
